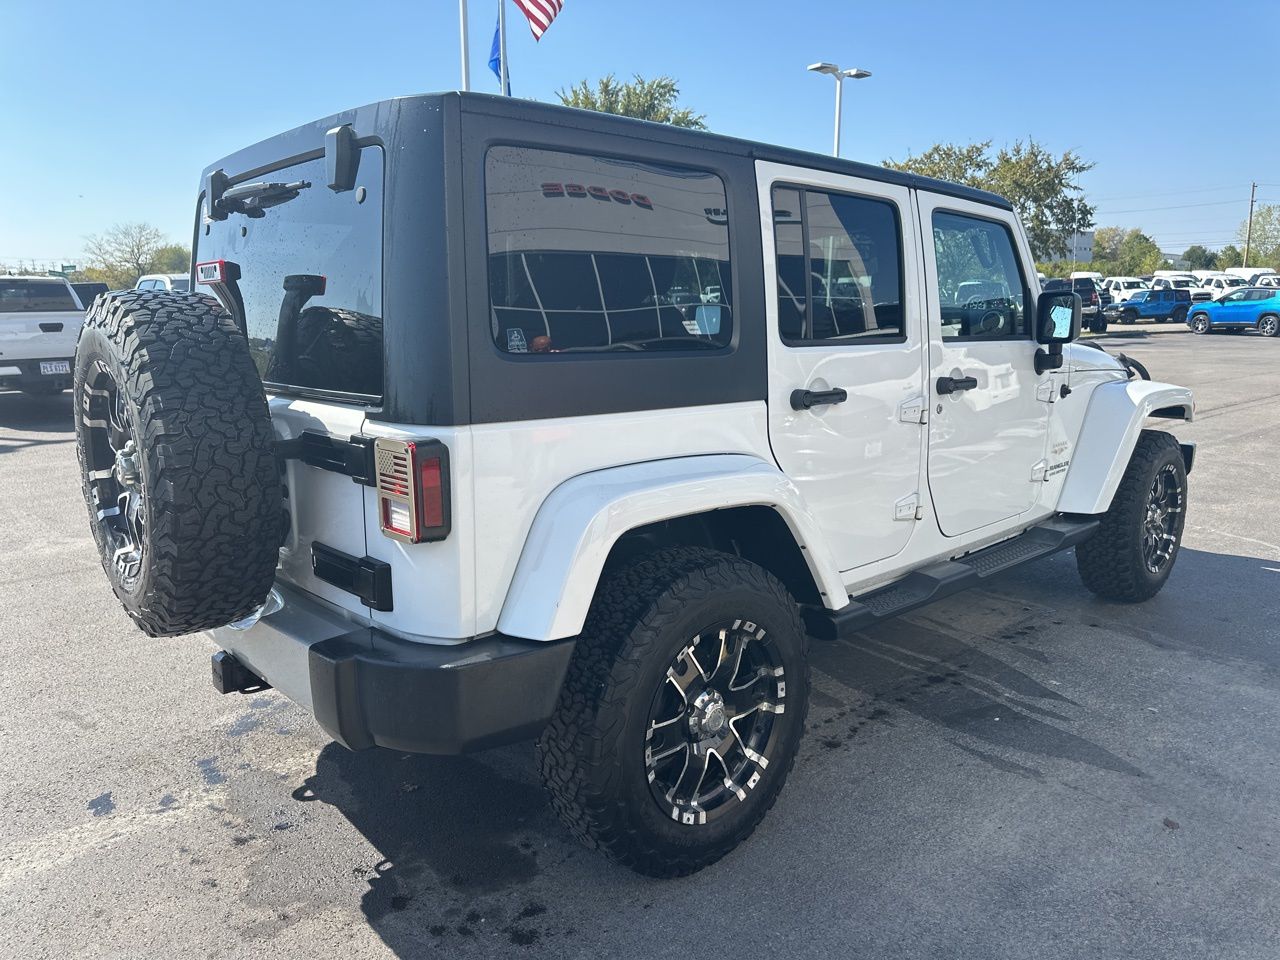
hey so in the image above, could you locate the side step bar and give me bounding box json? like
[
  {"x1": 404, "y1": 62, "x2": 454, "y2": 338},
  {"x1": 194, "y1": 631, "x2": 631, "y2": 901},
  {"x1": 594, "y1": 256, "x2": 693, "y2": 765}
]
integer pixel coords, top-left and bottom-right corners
[{"x1": 802, "y1": 515, "x2": 1100, "y2": 642}]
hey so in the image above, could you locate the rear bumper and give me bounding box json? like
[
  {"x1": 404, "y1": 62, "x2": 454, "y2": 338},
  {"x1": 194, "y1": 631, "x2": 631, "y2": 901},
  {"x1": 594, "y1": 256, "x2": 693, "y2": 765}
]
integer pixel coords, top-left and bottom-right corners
[
  {"x1": 0, "y1": 357, "x2": 73, "y2": 391},
  {"x1": 209, "y1": 584, "x2": 575, "y2": 754}
]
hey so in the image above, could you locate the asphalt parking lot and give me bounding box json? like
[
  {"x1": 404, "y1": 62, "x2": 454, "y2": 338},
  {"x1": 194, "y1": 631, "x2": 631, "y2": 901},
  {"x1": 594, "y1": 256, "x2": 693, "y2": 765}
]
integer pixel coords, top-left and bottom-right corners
[{"x1": 3, "y1": 330, "x2": 1278, "y2": 960}]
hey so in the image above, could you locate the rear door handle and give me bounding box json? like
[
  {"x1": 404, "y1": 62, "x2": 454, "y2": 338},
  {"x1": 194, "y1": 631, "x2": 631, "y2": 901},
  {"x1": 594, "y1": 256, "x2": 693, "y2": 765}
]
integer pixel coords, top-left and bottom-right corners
[
  {"x1": 936, "y1": 375, "x2": 978, "y2": 395},
  {"x1": 790, "y1": 387, "x2": 848, "y2": 410}
]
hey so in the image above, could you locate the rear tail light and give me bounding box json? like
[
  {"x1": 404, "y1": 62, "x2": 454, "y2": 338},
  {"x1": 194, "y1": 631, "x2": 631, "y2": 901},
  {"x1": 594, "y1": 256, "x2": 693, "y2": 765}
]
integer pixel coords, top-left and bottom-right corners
[{"x1": 374, "y1": 438, "x2": 450, "y2": 543}]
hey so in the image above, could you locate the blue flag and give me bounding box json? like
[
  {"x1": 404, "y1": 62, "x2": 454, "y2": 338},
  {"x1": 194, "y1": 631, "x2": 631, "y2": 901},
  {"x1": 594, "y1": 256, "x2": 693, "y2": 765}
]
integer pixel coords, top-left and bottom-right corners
[{"x1": 488, "y1": 9, "x2": 510, "y2": 94}]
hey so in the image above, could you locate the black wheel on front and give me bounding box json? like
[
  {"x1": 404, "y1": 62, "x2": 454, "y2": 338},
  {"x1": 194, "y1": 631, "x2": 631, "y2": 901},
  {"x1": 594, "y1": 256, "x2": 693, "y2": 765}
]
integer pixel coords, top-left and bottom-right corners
[
  {"x1": 537, "y1": 547, "x2": 808, "y2": 876},
  {"x1": 81, "y1": 360, "x2": 146, "y2": 589},
  {"x1": 645, "y1": 619, "x2": 785, "y2": 825},
  {"x1": 1077, "y1": 430, "x2": 1188, "y2": 603},
  {"x1": 1141, "y1": 463, "x2": 1183, "y2": 575}
]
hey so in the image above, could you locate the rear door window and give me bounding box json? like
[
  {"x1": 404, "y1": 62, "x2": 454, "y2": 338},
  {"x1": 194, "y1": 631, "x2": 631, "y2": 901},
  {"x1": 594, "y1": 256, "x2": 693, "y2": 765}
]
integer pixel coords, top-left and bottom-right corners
[
  {"x1": 0, "y1": 279, "x2": 77, "y2": 312},
  {"x1": 196, "y1": 146, "x2": 384, "y2": 401},
  {"x1": 485, "y1": 146, "x2": 732, "y2": 355}
]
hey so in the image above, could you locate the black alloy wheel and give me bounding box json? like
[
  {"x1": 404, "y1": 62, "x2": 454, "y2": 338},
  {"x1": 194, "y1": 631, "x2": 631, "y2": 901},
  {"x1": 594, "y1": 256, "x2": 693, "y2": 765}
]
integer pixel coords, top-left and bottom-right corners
[
  {"x1": 81, "y1": 359, "x2": 146, "y2": 588},
  {"x1": 645, "y1": 619, "x2": 785, "y2": 825},
  {"x1": 1141, "y1": 463, "x2": 1184, "y2": 576}
]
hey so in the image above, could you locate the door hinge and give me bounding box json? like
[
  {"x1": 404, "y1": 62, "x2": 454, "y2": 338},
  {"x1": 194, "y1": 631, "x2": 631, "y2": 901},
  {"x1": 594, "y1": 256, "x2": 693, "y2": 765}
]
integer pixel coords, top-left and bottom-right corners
[
  {"x1": 898, "y1": 397, "x2": 928, "y2": 424},
  {"x1": 1030, "y1": 459, "x2": 1048, "y2": 482},
  {"x1": 894, "y1": 493, "x2": 922, "y2": 521},
  {"x1": 1036, "y1": 379, "x2": 1057, "y2": 403}
]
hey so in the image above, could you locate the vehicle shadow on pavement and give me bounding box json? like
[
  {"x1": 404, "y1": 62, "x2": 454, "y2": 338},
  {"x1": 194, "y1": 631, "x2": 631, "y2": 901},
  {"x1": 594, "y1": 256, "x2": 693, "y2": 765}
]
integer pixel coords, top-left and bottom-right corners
[
  {"x1": 0, "y1": 391, "x2": 74, "y2": 451},
  {"x1": 292, "y1": 741, "x2": 578, "y2": 951},
  {"x1": 810, "y1": 613, "x2": 1144, "y2": 779}
]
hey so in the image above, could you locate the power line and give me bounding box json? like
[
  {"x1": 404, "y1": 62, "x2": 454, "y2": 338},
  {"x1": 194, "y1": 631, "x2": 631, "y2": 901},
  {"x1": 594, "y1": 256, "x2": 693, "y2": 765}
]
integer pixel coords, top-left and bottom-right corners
[
  {"x1": 1090, "y1": 183, "x2": 1246, "y2": 202},
  {"x1": 1094, "y1": 198, "x2": 1268, "y2": 215}
]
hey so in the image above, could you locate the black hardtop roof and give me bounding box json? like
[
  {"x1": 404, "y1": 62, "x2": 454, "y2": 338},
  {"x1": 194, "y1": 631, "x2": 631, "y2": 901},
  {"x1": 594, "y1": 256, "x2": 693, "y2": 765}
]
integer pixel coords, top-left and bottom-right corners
[{"x1": 202, "y1": 91, "x2": 1013, "y2": 212}]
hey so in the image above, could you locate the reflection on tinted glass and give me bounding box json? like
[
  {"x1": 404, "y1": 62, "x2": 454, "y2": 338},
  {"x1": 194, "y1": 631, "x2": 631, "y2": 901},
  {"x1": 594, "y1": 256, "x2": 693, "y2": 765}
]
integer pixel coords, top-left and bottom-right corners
[
  {"x1": 0, "y1": 279, "x2": 78, "y2": 312},
  {"x1": 195, "y1": 148, "x2": 384, "y2": 398},
  {"x1": 486, "y1": 146, "x2": 732, "y2": 354},
  {"x1": 772, "y1": 186, "x2": 904, "y2": 344},
  {"x1": 932, "y1": 211, "x2": 1027, "y2": 339}
]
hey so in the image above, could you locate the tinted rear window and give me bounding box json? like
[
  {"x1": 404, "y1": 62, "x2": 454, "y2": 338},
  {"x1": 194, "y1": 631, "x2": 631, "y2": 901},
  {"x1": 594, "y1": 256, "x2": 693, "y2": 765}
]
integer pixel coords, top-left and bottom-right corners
[
  {"x1": 0, "y1": 279, "x2": 77, "y2": 312},
  {"x1": 195, "y1": 146, "x2": 384, "y2": 401}
]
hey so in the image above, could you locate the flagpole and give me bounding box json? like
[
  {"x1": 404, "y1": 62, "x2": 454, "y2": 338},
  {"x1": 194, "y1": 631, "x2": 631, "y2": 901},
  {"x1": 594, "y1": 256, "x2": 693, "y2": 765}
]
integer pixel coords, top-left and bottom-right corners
[
  {"x1": 459, "y1": 0, "x2": 471, "y2": 91},
  {"x1": 498, "y1": 0, "x2": 509, "y2": 96}
]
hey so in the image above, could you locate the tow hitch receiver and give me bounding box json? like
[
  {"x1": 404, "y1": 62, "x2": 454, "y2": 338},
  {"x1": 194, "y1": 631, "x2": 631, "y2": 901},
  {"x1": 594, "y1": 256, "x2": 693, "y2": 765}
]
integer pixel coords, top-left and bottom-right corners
[{"x1": 211, "y1": 650, "x2": 271, "y2": 695}]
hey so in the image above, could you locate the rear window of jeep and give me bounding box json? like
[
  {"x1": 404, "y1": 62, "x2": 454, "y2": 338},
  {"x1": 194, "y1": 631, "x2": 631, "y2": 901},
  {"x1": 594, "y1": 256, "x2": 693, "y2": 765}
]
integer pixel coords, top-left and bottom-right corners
[
  {"x1": 196, "y1": 146, "x2": 384, "y2": 402},
  {"x1": 485, "y1": 146, "x2": 732, "y2": 355}
]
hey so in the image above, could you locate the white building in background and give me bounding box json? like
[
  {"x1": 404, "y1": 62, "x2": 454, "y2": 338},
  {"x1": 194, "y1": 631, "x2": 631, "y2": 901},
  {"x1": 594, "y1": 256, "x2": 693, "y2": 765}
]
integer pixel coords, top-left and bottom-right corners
[{"x1": 1064, "y1": 230, "x2": 1094, "y2": 262}]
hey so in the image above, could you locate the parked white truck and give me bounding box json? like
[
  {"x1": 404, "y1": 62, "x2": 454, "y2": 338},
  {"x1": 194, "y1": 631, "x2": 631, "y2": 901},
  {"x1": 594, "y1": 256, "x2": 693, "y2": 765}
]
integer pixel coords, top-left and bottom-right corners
[
  {"x1": 72, "y1": 93, "x2": 1196, "y2": 877},
  {"x1": 0, "y1": 276, "x2": 84, "y2": 395}
]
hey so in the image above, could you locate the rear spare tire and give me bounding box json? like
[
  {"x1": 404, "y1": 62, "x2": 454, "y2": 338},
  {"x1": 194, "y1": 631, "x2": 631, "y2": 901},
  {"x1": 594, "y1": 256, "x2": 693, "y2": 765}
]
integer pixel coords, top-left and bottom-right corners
[{"x1": 74, "y1": 290, "x2": 281, "y2": 637}]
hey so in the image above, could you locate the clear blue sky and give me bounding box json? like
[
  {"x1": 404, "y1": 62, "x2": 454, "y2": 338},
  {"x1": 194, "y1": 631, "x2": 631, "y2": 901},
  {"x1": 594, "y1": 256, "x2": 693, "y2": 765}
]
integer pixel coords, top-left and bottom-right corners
[{"x1": 2, "y1": 0, "x2": 1276, "y2": 265}]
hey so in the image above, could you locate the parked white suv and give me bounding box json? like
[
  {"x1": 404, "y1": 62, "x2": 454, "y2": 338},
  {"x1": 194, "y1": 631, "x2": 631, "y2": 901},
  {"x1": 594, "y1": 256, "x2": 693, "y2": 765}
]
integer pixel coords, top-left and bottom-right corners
[
  {"x1": 1, "y1": 276, "x2": 85, "y2": 395},
  {"x1": 1194, "y1": 272, "x2": 1249, "y2": 300},
  {"x1": 72, "y1": 94, "x2": 1196, "y2": 877},
  {"x1": 1102, "y1": 276, "x2": 1149, "y2": 302},
  {"x1": 134, "y1": 273, "x2": 191, "y2": 292}
]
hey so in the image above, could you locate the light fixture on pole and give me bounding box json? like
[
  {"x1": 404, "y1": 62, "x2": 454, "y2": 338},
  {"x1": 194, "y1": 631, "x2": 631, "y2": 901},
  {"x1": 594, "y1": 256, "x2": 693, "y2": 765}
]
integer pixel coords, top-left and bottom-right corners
[{"x1": 808, "y1": 62, "x2": 872, "y2": 158}]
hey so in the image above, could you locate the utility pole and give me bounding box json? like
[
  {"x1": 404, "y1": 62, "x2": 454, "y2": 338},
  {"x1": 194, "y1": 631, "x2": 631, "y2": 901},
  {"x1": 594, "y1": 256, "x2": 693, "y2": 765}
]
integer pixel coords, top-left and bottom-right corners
[
  {"x1": 1243, "y1": 181, "x2": 1257, "y2": 268},
  {"x1": 459, "y1": 0, "x2": 471, "y2": 92}
]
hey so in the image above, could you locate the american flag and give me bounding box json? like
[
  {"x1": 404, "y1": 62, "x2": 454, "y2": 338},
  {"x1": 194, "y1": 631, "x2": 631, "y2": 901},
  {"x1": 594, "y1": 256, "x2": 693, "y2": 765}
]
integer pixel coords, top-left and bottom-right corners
[{"x1": 513, "y1": 0, "x2": 563, "y2": 40}]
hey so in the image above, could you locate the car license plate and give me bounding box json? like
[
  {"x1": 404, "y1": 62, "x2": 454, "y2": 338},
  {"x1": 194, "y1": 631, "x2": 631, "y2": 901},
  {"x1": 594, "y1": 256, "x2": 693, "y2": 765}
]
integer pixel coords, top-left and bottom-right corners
[{"x1": 40, "y1": 361, "x2": 70, "y2": 376}]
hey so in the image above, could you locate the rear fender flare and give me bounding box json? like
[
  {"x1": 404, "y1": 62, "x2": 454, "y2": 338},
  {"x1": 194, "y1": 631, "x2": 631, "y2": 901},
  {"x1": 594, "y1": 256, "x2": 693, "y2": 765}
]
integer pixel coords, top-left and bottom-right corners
[
  {"x1": 1057, "y1": 379, "x2": 1194, "y2": 515},
  {"x1": 496, "y1": 455, "x2": 847, "y2": 642}
]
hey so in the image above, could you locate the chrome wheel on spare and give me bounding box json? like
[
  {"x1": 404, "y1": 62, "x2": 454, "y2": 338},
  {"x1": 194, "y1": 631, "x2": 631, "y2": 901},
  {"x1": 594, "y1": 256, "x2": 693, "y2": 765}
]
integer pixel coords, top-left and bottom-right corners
[
  {"x1": 646, "y1": 619, "x2": 785, "y2": 825},
  {"x1": 538, "y1": 547, "x2": 808, "y2": 877},
  {"x1": 82, "y1": 361, "x2": 146, "y2": 587}
]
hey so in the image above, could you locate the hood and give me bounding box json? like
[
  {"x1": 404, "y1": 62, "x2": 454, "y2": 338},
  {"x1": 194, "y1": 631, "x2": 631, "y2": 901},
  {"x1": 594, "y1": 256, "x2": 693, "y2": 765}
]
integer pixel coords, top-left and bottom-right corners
[{"x1": 1065, "y1": 341, "x2": 1127, "y2": 374}]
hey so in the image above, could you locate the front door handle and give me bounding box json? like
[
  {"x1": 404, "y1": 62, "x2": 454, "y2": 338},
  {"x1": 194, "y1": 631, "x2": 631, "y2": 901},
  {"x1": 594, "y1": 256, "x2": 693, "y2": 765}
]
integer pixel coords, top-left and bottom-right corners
[
  {"x1": 936, "y1": 375, "x2": 978, "y2": 395},
  {"x1": 790, "y1": 387, "x2": 849, "y2": 410}
]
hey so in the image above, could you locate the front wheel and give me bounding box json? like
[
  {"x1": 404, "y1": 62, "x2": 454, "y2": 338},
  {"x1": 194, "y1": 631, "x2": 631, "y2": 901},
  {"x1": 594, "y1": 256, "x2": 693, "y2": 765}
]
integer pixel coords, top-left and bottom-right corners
[
  {"x1": 1259, "y1": 314, "x2": 1279, "y2": 338},
  {"x1": 1122, "y1": 309, "x2": 1138, "y2": 324},
  {"x1": 537, "y1": 547, "x2": 809, "y2": 877},
  {"x1": 1190, "y1": 313, "x2": 1211, "y2": 334},
  {"x1": 1076, "y1": 430, "x2": 1187, "y2": 603}
]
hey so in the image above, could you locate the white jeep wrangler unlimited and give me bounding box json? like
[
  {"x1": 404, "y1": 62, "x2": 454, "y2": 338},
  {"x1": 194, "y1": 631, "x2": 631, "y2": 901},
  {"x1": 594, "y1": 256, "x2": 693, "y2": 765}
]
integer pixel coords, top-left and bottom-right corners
[{"x1": 73, "y1": 93, "x2": 1194, "y2": 877}]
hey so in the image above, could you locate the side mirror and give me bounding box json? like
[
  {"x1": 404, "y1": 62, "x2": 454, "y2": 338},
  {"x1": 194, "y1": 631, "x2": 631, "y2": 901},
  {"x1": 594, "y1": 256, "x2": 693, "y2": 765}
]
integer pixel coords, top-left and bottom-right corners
[
  {"x1": 1036, "y1": 291, "x2": 1081, "y2": 344},
  {"x1": 1034, "y1": 291, "x2": 1080, "y2": 374}
]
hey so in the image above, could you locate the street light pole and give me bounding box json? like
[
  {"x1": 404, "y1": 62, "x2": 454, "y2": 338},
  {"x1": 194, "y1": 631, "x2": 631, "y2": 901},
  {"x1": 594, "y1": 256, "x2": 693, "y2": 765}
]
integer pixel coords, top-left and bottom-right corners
[
  {"x1": 1244, "y1": 181, "x2": 1257, "y2": 268},
  {"x1": 808, "y1": 62, "x2": 872, "y2": 158}
]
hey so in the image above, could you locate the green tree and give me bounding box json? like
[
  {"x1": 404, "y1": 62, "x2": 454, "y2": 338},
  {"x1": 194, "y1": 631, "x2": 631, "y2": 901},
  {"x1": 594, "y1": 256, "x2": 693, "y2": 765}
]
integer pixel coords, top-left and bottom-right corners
[
  {"x1": 151, "y1": 243, "x2": 191, "y2": 274},
  {"x1": 80, "y1": 223, "x2": 186, "y2": 289},
  {"x1": 556, "y1": 74, "x2": 707, "y2": 129},
  {"x1": 1182, "y1": 244, "x2": 1218, "y2": 270},
  {"x1": 885, "y1": 140, "x2": 1095, "y2": 261},
  {"x1": 1240, "y1": 204, "x2": 1280, "y2": 269},
  {"x1": 1217, "y1": 244, "x2": 1243, "y2": 269},
  {"x1": 1093, "y1": 226, "x2": 1126, "y2": 264},
  {"x1": 1117, "y1": 230, "x2": 1166, "y2": 275}
]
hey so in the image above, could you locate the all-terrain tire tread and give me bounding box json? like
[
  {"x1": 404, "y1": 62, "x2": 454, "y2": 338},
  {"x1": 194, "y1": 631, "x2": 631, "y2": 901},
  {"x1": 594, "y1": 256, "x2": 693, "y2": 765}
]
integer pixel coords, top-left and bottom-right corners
[
  {"x1": 1075, "y1": 429, "x2": 1185, "y2": 603},
  {"x1": 74, "y1": 290, "x2": 281, "y2": 637}
]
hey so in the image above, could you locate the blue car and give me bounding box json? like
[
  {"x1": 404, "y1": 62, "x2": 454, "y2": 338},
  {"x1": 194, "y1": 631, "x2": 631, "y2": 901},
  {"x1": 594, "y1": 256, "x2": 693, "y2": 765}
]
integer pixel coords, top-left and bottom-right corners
[{"x1": 1186, "y1": 288, "x2": 1280, "y2": 337}]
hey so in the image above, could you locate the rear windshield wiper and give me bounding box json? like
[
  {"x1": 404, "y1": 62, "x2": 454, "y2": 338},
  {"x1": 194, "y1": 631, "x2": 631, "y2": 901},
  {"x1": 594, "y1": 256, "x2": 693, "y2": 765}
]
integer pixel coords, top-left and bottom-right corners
[{"x1": 216, "y1": 179, "x2": 311, "y2": 218}]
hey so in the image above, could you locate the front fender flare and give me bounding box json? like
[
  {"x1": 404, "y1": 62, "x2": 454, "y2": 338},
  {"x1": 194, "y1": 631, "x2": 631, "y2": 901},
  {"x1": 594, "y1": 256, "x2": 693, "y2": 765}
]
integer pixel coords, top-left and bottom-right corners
[
  {"x1": 1057, "y1": 379, "x2": 1194, "y2": 515},
  {"x1": 496, "y1": 455, "x2": 847, "y2": 642}
]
